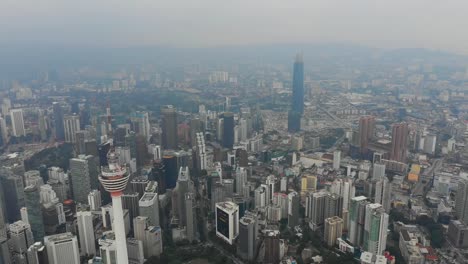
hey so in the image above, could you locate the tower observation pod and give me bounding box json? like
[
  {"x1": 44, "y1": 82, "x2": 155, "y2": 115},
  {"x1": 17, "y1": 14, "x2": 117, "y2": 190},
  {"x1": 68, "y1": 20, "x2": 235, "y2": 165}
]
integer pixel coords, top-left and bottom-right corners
[{"x1": 99, "y1": 151, "x2": 130, "y2": 264}]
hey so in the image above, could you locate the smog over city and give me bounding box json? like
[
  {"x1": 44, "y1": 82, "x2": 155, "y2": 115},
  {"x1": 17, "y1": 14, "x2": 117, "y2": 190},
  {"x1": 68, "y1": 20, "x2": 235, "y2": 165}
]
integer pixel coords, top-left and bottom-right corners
[{"x1": 0, "y1": 1, "x2": 467, "y2": 264}]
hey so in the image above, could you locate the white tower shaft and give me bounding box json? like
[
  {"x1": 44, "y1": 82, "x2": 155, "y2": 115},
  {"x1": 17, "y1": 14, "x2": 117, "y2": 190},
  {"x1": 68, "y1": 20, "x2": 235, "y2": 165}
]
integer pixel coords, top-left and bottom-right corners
[{"x1": 111, "y1": 195, "x2": 129, "y2": 264}]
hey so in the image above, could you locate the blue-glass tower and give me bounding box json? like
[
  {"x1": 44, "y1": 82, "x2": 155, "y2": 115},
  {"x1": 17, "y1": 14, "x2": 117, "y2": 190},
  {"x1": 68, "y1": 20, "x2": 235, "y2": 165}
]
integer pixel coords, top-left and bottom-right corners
[{"x1": 288, "y1": 54, "x2": 304, "y2": 132}]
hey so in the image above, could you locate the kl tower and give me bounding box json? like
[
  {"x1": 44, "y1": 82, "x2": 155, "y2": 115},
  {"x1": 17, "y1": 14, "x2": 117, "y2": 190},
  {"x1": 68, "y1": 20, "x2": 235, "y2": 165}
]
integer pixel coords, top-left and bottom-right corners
[{"x1": 99, "y1": 151, "x2": 130, "y2": 264}]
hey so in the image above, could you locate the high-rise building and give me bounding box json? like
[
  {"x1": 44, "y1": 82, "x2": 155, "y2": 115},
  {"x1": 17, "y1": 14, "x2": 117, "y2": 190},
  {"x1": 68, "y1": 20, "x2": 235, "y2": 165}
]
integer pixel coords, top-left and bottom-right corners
[
  {"x1": 300, "y1": 174, "x2": 317, "y2": 197},
  {"x1": 358, "y1": 116, "x2": 375, "y2": 154},
  {"x1": 69, "y1": 155, "x2": 99, "y2": 204},
  {"x1": 0, "y1": 236, "x2": 10, "y2": 264},
  {"x1": 130, "y1": 111, "x2": 151, "y2": 141},
  {"x1": 372, "y1": 163, "x2": 386, "y2": 180},
  {"x1": 27, "y1": 241, "x2": 48, "y2": 264},
  {"x1": 0, "y1": 173, "x2": 25, "y2": 223},
  {"x1": 10, "y1": 109, "x2": 26, "y2": 137},
  {"x1": 8, "y1": 221, "x2": 34, "y2": 263},
  {"x1": 288, "y1": 191, "x2": 300, "y2": 228},
  {"x1": 77, "y1": 211, "x2": 96, "y2": 256},
  {"x1": 254, "y1": 185, "x2": 267, "y2": 209},
  {"x1": 215, "y1": 201, "x2": 239, "y2": 245},
  {"x1": 288, "y1": 54, "x2": 304, "y2": 133},
  {"x1": 44, "y1": 233, "x2": 80, "y2": 264},
  {"x1": 235, "y1": 167, "x2": 248, "y2": 197},
  {"x1": 144, "y1": 226, "x2": 163, "y2": 258},
  {"x1": 195, "y1": 132, "x2": 207, "y2": 171},
  {"x1": 126, "y1": 238, "x2": 145, "y2": 264},
  {"x1": 24, "y1": 185, "x2": 45, "y2": 242},
  {"x1": 333, "y1": 150, "x2": 341, "y2": 170},
  {"x1": 176, "y1": 167, "x2": 193, "y2": 226},
  {"x1": 349, "y1": 196, "x2": 368, "y2": 246},
  {"x1": 306, "y1": 191, "x2": 327, "y2": 229},
  {"x1": 63, "y1": 114, "x2": 80, "y2": 143},
  {"x1": 161, "y1": 105, "x2": 178, "y2": 150},
  {"x1": 122, "y1": 192, "x2": 140, "y2": 228},
  {"x1": 390, "y1": 123, "x2": 409, "y2": 162},
  {"x1": 53, "y1": 102, "x2": 65, "y2": 141},
  {"x1": 363, "y1": 203, "x2": 388, "y2": 255},
  {"x1": 0, "y1": 115, "x2": 8, "y2": 147},
  {"x1": 185, "y1": 193, "x2": 197, "y2": 242},
  {"x1": 374, "y1": 177, "x2": 391, "y2": 213},
  {"x1": 162, "y1": 155, "x2": 178, "y2": 190},
  {"x1": 139, "y1": 193, "x2": 159, "y2": 227},
  {"x1": 238, "y1": 214, "x2": 257, "y2": 261},
  {"x1": 330, "y1": 178, "x2": 355, "y2": 211},
  {"x1": 222, "y1": 112, "x2": 234, "y2": 149},
  {"x1": 455, "y1": 177, "x2": 468, "y2": 225},
  {"x1": 99, "y1": 151, "x2": 130, "y2": 264},
  {"x1": 324, "y1": 216, "x2": 343, "y2": 247},
  {"x1": 264, "y1": 230, "x2": 280, "y2": 264},
  {"x1": 88, "y1": 190, "x2": 102, "y2": 211},
  {"x1": 448, "y1": 220, "x2": 468, "y2": 248},
  {"x1": 130, "y1": 177, "x2": 149, "y2": 199}
]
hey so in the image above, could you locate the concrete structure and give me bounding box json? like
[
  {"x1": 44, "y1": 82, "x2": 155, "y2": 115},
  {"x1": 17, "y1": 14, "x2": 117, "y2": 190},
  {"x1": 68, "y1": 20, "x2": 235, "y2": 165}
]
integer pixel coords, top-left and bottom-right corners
[
  {"x1": 10, "y1": 109, "x2": 26, "y2": 137},
  {"x1": 215, "y1": 201, "x2": 239, "y2": 245},
  {"x1": 70, "y1": 155, "x2": 99, "y2": 204},
  {"x1": 288, "y1": 191, "x2": 300, "y2": 228},
  {"x1": 44, "y1": 232, "x2": 80, "y2": 264},
  {"x1": 185, "y1": 192, "x2": 197, "y2": 242},
  {"x1": 139, "y1": 192, "x2": 159, "y2": 227},
  {"x1": 349, "y1": 196, "x2": 368, "y2": 246},
  {"x1": 324, "y1": 216, "x2": 343, "y2": 247},
  {"x1": 99, "y1": 151, "x2": 130, "y2": 264},
  {"x1": 448, "y1": 220, "x2": 468, "y2": 248},
  {"x1": 161, "y1": 105, "x2": 178, "y2": 149},
  {"x1": 333, "y1": 150, "x2": 341, "y2": 170},
  {"x1": 238, "y1": 214, "x2": 257, "y2": 261},
  {"x1": 64, "y1": 114, "x2": 80, "y2": 143},
  {"x1": 77, "y1": 211, "x2": 96, "y2": 256},
  {"x1": 363, "y1": 204, "x2": 388, "y2": 255},
  {"x1": 88, "y1": 190, "x2": 102, "y2": 211},
  {"x1": 390, "y1": 122, "x2": 408, "y2": 162}
]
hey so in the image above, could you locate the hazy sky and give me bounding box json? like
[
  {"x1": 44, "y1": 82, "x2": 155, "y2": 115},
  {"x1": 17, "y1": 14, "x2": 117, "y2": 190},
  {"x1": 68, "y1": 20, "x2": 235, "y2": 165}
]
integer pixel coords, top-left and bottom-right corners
[{"x1": 1, "y1": 0, "x2": 468, "y2": 54}]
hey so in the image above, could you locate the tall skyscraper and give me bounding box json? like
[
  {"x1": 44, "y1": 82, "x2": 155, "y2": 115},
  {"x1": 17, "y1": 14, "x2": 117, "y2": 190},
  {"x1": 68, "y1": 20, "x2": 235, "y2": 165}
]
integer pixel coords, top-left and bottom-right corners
[
  {"x1": 372, "y1": 163, "x2": 386, "y2": 180},
  {"x1": 88, "y1": 190, "x2": 102, "y2": 211},
  {"x1": 122, "y1": 192, "x2": 140, "y2": 227},
  {"x1": 8, "y1": 221, "x2": 34, "y2": 263},
  {"x1": 130, "y1": 111, "x2": 151, "y2": 141},
  {"x1": 195, "y1": 132, "x2": 207, "y2": 171},
  {"x1": 10, "y1": 109, "x2": 26, "y2": 137},
  {"x1": 324, "y1": 216, "x2": 343, "y2": 247},
  {"x1": 238, "y1": 214, "x2": 257, "y2": 262},
  {"x1": 144, "y1": 226, "x2": 163, "y2": 258},
  {"x1": 161, "y1": 105, "x2": 178, "y2": 150},
  {"x1": 288, "y1": 53, "x2": 304, "y2": 133},
  {"x1": 264, "y1": 230, "x2": 281, "y2": 264},
  {"x1": 185, "y1": 193, "x2": 197, "y2": 242},
  {"x1": 0, "y1": 173, "x2": 25, "y2": 223},
  {"x1": 374, "y1": 177, "x2": 391, "y2": 213},
  {"x1": 27, "y1": 241, "x2": 48, "y2": 264},
  {"x1": 288, "y1": 191, "x2": 300, "y2": 228},
  {"x1": 63, "y1": 114, "x2": 80, "y2": 143},
  {"x1": 358, "y1": 116, "x2": 375, "y2": 154},
  {"x1": 349, "y1": 196, "x2": 369, "y2": 246},
  {"x1": 77, "y1": 211, "x2": 96, "y2": 256},
  {"x1": 53, "y1": 102, "x2": 65, "y2": 141},
  {"x1": 363, "y1": 204, "x2": 389, "y2": 255},
  {"x1": 222, "y1": 112, "x2": 234, "y2": 149},
  {"x1": 176, "y1": 167, "x2": 193, "y2": 226},
  {"x1": 44, "y1": 233, "x2": 80, "y2": 264},
  {"x1": 455, "y1": 177, "x2": 468, "y2": 225},
  {"x1": 215, "y1": 201, "x2": 239, "y2": 245},
  {"x1": 235, "y1": 167, "x2": 248, "y2": 197},
  {"x1": 390, "y1": 122, "x2": 409, "y2": 162},
  {"x1": 333, "y1": 150, "x2": 341, "y2": 170},
  {"x1": 139, "y1": 193, "x2": 159, "y2": 227},
  {"x1": 69, "y1": 155, "x2": 99, "y2": 204},
  {"x1": 99, "y1": 151, "x2": 130, "y2": 264},
  {"x1": 24, "y1": 185, "x2": 45, "y2": 242},
  {"x1": 306, "y1": 191, "x2": 327, "y2": 230}
]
